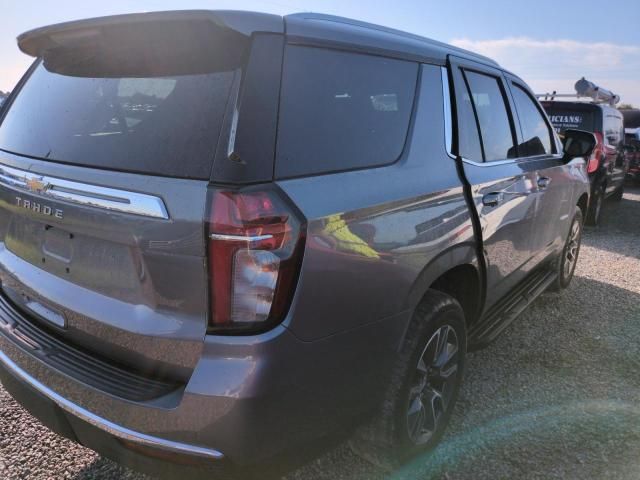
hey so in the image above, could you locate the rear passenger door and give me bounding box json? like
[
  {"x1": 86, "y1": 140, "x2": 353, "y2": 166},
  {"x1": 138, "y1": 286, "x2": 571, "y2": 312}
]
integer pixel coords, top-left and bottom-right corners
[
  {"x1": 505, "y1": 75, "x2": 574, "y2": 260},
  {"x1": 448, "y1": 57, "x2": 539, "y2": 308}
]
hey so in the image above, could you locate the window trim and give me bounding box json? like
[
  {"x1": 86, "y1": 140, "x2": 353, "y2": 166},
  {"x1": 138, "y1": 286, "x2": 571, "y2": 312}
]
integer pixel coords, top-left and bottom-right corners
[{"x1": 441, "y1": 67, "x2": 454, "y2": 159}]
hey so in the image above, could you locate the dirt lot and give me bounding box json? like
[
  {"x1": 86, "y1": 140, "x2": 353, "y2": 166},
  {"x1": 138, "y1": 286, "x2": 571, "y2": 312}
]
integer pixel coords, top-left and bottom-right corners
[{"x1": 1, "y1": 186, "x2": 640, "y2": 480}]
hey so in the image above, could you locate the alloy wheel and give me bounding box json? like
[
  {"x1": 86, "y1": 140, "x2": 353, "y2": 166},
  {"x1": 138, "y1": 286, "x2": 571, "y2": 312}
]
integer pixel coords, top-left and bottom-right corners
[
  {"x1": 406, "y1": 325, "x2": 460, "y2": 445},
  {"x1": 563, "y1": 220, "x2": 581, "y2": 280}
]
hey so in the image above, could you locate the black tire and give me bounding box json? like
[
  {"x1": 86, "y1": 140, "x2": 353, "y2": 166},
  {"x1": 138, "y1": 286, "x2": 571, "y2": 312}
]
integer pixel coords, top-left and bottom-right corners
[
  {"x1": 611, "y1": 183, "x2": 624, "y2": 202},
  {"x1": 349, "y1": 290, "x2": 466, "y2": 470},
  {"x1": 549, "y1": 208, "x2": 583, "y2": 292},
  {"x1": 585, "y1": 186, "x2": 604, "y2": 226}
]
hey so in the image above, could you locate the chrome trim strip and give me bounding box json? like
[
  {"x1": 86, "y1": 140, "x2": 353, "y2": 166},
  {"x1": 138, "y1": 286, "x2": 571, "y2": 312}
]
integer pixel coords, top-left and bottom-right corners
[
  {"x1": 462, "y1": 157, "x2": 516, "y2": 167},
  {"x1": 0, "y1": 163, "x2": 169, "y2": 219},
  {"x1": 461, "y1": 153, "x2": 564, "y2": 168},
  {"x1": 0, "y1": 349, "x2": 224, "y2": 461},
  {"x1": 441, "y1": 66, "x2": 454, "y2": 159},
  {"x1": 209, "y1": 233, "x2": 273, "y2": 242}
]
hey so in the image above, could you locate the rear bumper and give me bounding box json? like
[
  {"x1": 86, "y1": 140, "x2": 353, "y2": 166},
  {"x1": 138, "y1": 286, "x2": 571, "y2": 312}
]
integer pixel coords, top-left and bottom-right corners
[
  {"x1": 0, "y1": 350, "x2": 230, "y2": 479},
  {"x1": 0, "y1": 303, "x2": 409, "y2": 476},
  {"x1": 0, "y1": 349, "x2": 224, "y2": 460},
  {"x1": 0, "y1": 322, "x2": 291, "y2": 472}
]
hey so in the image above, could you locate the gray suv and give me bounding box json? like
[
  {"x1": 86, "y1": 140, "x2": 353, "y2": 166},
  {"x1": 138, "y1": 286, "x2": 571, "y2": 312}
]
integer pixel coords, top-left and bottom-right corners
[{"x1": 0, "y1": 10, "x2": 594, "y2": 479}]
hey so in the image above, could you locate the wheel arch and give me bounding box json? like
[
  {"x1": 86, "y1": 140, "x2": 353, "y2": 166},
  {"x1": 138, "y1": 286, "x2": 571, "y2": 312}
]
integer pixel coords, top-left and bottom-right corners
[{"x1": 403, "y1": 243, "x2": 484, "y2": 329}]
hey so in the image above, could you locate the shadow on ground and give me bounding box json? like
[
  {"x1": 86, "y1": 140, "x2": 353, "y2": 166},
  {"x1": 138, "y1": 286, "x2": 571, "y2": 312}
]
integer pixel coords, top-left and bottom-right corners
[
  {"x1": 73, "y1": 457, "x2": 145, "y2": 480},
  {"x1": 282, "y1": 274, "x2": 640, "y2": 480}
]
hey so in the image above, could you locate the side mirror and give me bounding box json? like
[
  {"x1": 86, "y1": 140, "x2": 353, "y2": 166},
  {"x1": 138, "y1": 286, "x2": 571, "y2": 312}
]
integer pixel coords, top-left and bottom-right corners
[{"x1": 562, "y1": 129, "x2": 597, "y2": 162}]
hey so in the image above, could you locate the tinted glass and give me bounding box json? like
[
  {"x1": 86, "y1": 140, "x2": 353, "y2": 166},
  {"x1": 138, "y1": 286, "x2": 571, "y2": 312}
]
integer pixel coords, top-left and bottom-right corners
[
  {"x1": 0, "y1": 62, "x2": 234, "y2": 179},
  {"x1": 457, "y1": 88, "x2": 484, "y2": 162},
  {"x1": 603, "y1": 112, "x2": 624, "y2": 147},
  {"x1": 543, "y1": 105, "x2": 596, "y2": 134},
  {"x1": 511, "y1": 84, "x2": 553, "y2": 156},
  {"x1": 464, "y1": 71, "x2": 515, "y2": 161},
  {"x1": 276, "y1": 46, "x2": 418, "y2": 178}
]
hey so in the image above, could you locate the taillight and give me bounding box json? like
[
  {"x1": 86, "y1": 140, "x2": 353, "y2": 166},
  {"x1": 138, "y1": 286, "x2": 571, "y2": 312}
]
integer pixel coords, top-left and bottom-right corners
[
  {"x1": 206, "y1": 186, "x2": 305, "y2": 333},
  {"x1": 587, "y1": 132, "x2": 604, "y2": 174}
]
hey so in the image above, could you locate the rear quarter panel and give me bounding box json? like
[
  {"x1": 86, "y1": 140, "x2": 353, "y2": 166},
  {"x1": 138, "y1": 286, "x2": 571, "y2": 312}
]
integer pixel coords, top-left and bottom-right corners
[{"x1": 278, "y1": 64, "x2": 476, "y2": 341}]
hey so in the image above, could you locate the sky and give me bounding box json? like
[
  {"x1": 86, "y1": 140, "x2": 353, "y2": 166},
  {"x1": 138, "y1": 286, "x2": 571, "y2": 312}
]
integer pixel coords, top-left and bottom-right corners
[{"x1": 1, "y1": 0, "x2": 639, "y2": 105}]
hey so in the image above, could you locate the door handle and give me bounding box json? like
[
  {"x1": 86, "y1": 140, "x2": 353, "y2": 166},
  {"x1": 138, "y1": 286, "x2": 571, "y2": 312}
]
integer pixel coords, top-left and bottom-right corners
[
  {"x1": 537, "y1": 177, "x2": 551, "y2": 189},
  {"x1": 482, "y1": 192, "x2": 503, "y2": 207}
]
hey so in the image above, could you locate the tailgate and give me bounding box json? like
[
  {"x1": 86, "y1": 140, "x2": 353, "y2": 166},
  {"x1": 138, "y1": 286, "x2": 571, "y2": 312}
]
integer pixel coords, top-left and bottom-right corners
[
  {"x1": 0, "y1": 11, "x2": 284, "y2": 382},
  {"x1": 0, "y1": 154, "x2": 209, "y2": 380}
]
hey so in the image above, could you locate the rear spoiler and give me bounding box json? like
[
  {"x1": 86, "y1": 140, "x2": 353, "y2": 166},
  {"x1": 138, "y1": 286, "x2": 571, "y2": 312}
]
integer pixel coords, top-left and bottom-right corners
[
  {"x1": 18, "y1": 10, "x2": 284, "y2": 58},
  {"x1": 17, "y1": 10, "x2": 284, "y2": 78}
]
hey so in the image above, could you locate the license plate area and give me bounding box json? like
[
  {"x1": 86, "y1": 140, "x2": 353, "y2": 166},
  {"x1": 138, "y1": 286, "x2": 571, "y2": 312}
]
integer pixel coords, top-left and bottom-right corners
[
  {"x1": 5, "y1": 215, "x2": 139, "y2": 296},
  {"x1": 42, "y1": 227, "x2": 73, "y2": 263}
]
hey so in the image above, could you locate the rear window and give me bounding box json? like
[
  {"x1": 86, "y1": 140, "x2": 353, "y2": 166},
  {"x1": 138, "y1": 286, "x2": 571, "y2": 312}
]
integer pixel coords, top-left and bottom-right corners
[
  {"x1": 0, "y1": 62, "x2": 234, "y2": 179},
  {"x1": 275, "y1": 46, "x2": 418, "y2": 178},
  {"x1": 543, "y1": 105, "x2": 596, "y2": 134}
]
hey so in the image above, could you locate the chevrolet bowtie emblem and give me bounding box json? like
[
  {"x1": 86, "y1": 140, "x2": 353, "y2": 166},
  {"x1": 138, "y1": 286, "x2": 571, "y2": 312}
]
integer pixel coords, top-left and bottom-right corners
[{"x1": 25, "y1": 176, "x2": 50, "y2": 194}]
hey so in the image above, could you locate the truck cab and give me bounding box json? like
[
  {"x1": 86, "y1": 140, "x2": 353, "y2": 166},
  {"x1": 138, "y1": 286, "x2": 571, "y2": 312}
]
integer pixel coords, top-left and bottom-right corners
[{"x1": 541, "y1": 93, "x2": 628, "y2": 225}]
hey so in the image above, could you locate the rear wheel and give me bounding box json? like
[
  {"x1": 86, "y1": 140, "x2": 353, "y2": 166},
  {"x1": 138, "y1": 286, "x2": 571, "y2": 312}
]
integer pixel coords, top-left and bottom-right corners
[
  {"x1": 350, "y1": 290, "x2": 466, "y2": 470},
  {"x1": 585, "y1": 186, "x2": 604, "y2": 226},
  {"x1": 549, "y1": 208, "x2": 583, "y2": 292}
]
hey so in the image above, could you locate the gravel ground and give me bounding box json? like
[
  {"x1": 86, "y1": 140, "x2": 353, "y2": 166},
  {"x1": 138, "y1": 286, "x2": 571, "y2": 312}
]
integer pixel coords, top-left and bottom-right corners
[{"x1": 1, "y1": 186, "x2": 640, "y2": 480}]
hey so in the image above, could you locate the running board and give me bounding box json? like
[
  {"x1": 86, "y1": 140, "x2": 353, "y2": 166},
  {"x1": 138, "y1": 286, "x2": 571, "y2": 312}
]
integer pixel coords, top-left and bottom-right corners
[{"x1": 468, "y1": 268, "x2": 557, "y2": 350}]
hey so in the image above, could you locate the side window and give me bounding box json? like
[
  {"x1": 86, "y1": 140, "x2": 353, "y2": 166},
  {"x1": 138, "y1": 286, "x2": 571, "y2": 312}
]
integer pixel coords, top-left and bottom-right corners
[
  {"x1": 511, "y1": 83, "x2": 553, "y2": 156},
  {"x1": 457, "y1": 83, "x2": 484, "y2": 162},
  {"x1": 464, "y1": 70, "x2": 516, "y2": 161},
  {"x1": 276, "y1": 46, "x2": 418, "y2": 178}
]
